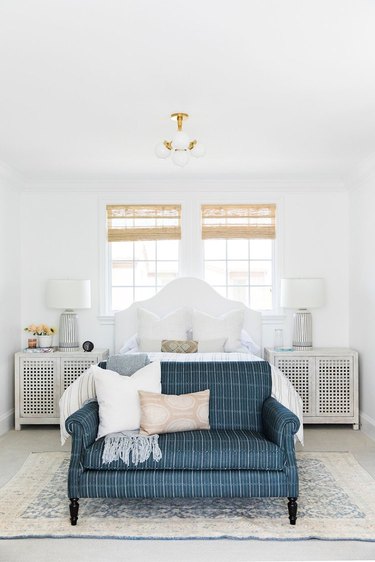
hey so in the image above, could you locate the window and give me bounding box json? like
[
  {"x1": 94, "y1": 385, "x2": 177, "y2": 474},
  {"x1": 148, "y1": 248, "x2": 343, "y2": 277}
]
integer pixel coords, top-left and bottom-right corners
[
  {"x1": 106, "y1": 205, "x2": 181, "y2": 311},
  {"x1": 202, "y1": 204, "x2": 276, "y2": 310}
]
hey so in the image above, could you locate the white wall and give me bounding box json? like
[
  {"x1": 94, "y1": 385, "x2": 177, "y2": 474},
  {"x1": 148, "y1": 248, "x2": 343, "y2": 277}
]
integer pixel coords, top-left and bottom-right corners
[
  {"x1": 19, "y1": 181, "x2": 350, "y2": 355},
  {"x1": 280, "y1": 191, "x2": 349, "y2": 348},
  {"x1": 349, "y1": 168, "x2": 375, "y2": 437},
  {"x1": 0, "y1": 167, "x2": 21, "y2": 434}
]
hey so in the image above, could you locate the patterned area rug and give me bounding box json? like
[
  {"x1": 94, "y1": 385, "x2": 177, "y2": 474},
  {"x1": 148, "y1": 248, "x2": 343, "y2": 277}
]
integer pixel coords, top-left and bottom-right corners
[{"x1": 0, "y1": 451, "x2": 374, "y2": 540}]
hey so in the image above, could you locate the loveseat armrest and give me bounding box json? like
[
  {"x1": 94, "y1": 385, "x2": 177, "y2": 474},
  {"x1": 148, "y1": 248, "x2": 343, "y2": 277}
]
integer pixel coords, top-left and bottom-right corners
[
  {"x1": 262, "y1": 397, "x2": 300, "y2": 450},
  {"x1": 66, "y1": 401, "x2": 99, "y2": 500},
  {"x1": 66, "y1": 400, "x2": 99, "y2": 450}
]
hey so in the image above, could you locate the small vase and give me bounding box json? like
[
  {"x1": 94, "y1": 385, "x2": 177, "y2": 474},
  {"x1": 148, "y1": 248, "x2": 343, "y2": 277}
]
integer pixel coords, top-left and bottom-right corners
[{"x1": 38, "y1": 335, "x2": 53, "y2": 348}]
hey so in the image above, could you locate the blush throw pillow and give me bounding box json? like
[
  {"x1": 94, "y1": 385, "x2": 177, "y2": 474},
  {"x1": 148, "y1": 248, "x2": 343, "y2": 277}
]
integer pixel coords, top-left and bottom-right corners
[
  {"x1": 93, "y1": 362, "x2": 161, "y2": 439},
  {"x1": 139, "y1": 389, "x2": 210, "y2": 436},
  {"x1": 192, "y1": 309, "x2": 244, "y2": 352},
  {"x1": 137, "y1": 307, "x2": 188, "y2": 341}
]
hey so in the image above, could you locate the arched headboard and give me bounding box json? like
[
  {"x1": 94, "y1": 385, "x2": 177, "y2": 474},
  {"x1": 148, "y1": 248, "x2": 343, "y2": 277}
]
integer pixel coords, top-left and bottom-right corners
[{"x1": 114, "y1": 277, "x2": 262, "y2": 354}]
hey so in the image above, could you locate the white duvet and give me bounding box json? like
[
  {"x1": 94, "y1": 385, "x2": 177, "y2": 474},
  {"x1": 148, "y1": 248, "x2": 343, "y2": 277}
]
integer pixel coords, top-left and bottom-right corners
[{"x1": 59, "y1": 352, "x2": 303, "y2": 445}]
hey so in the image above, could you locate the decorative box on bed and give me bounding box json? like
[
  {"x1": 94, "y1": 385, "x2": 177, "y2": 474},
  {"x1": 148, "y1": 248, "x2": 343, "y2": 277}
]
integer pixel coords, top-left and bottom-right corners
[{"x1": 64, "y1": 278, "x2": 301, "y2": 526}]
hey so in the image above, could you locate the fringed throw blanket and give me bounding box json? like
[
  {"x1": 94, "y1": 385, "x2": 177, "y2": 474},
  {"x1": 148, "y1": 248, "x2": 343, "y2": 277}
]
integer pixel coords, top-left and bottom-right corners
[{"x1": 102, "y1": 431, "x2": 162, "y2": 466}]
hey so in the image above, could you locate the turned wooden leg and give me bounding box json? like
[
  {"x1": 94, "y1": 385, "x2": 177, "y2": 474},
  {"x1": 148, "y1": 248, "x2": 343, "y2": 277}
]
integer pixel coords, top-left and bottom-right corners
[
  {"x1": 287, "y1": 497, "x2": 297, "y2": 525},
  {"x1": 69, "y1": 498, "x2": 79, "y2": 526}
]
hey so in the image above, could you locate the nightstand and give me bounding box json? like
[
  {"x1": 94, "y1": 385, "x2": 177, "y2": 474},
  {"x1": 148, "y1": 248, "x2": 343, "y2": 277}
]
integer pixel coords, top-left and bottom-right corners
[
  {"x1": 14, "y1": 348, "x2": 109, "y2": 429},
  {"x1": 264, "y1": 347, "x2": 359, "y2": 429}
]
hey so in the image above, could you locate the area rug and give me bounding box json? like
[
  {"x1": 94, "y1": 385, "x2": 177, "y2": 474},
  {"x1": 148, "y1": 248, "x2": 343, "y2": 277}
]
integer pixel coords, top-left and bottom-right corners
[{"x1": 0, "y1": 451, "x2": 374, "y2": 540}]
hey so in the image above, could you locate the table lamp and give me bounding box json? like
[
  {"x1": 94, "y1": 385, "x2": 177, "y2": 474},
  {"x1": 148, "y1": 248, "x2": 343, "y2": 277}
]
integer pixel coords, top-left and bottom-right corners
[
  {"x1": 46, "y1": 279, "x2": 91, "y2": 351},
  {"x1": 280, "y1": 278, "x2": 325, "y2": 349}
]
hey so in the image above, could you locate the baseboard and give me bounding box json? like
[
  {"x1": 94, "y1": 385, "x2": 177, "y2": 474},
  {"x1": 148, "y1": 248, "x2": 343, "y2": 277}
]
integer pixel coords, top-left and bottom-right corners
[
  {"x1": 360, "y1": 411, "x2": 375, "y2": 442},
  {"x1": 0, "y1": 408, "x2": 14, "y2": 436}
]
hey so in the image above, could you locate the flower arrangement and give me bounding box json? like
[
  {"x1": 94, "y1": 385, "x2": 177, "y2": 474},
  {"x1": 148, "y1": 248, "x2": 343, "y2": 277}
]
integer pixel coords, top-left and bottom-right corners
[{"x1": 24, "y1": 324, "x2": 56, "y2": 336}]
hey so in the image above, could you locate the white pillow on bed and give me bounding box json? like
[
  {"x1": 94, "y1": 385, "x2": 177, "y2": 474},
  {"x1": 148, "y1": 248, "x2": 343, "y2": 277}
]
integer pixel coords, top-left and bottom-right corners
[
  {"x1": 138, "y1": 338, "x2": 162, "y2": 352},
  {"x1": 198, "y1": 338, "x2": 227, "y2": 352},
  {"x1": 119, "y1": 334, "x2": 139, "y2": 354},
  {"x1": 137, "y1": 307, "x2": 188, "y2": 341},
  {"x1": 240, "y1": 329, "x2": 261, "y2": 357},
  {"x1": 137, "y1": 338, "x2": 227, "y2": 353},
  {"x1": 192, "y1": 309, "x2": 244, "y2": 352}
]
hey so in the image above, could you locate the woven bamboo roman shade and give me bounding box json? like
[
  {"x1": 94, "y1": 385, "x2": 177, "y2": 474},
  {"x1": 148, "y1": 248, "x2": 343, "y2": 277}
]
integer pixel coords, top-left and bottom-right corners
[
  {"x1": 107, "y1": 205, "x2": 181, "y2": 242},
  {"x1": 201, "y1": 204, "x2": 276, "y2": 240}
]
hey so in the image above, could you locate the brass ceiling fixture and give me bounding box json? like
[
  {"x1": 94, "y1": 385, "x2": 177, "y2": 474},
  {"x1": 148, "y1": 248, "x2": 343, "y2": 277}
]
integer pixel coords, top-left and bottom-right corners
[{"x1": 155, "y1": 113, "x2": 205, "y2": 167}]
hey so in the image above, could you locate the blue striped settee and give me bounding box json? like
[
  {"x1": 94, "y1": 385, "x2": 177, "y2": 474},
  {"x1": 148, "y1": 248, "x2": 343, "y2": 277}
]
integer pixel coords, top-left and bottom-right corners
[{"x1": 66, "y1": 361, "x2": 300, "y2": 525}]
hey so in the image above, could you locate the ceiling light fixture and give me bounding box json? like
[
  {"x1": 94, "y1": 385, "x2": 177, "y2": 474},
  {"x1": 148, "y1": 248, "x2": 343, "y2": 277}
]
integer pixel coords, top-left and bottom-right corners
[{"x1": 155, "y1": 113, "x2": 205, "y2": 167}]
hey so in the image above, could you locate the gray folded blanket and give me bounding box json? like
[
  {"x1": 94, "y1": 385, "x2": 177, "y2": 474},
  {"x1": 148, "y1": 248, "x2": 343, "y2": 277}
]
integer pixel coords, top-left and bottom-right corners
[{"x1": 107, "y1": 353, "x2": 150, "y2": 376}]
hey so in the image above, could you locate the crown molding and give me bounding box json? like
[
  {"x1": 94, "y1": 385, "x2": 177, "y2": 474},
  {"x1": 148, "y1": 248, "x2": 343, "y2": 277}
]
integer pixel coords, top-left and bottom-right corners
[{"x1": 23, "y1": 175, "x2": 347, "y2": 193}]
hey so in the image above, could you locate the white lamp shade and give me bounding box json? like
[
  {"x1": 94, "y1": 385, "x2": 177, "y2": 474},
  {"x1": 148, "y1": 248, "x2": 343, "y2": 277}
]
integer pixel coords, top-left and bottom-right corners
[
  {"x1": 280, "y1": 278, "x2": 325, "y2": 309},
  {"x1": 46, "y1": 280, "x2": 91, "y2": 310}
]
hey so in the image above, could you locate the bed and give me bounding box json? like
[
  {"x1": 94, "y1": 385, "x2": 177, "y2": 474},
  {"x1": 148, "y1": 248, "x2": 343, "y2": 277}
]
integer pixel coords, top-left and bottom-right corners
[
  {"x1": 113, "y1": 276, "x2": 303, "y2": 444},
  {"x1": 115, "y1": 276, "x2": 262, "y2": 355}
]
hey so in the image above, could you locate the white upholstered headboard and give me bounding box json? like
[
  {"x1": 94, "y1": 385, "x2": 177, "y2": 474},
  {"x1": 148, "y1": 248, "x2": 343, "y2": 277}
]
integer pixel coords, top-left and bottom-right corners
[{"x1": 114, "y1": 277, "x2": 262, "y2": 354}]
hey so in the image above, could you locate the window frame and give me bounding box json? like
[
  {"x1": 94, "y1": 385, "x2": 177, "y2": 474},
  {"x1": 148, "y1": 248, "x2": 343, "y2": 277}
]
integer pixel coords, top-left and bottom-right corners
[
  {"x1": 202, "y1": 237, "x2": 276, "y2": 311},
  {"x1": 99, "y1": 196, "x2": 188, "y2": 317},
  {"x1": 99, "y1": 194, "x2": 282, "y2": 319},
  {"x1": 109, "y1": 238, "x2": 181, "y2": 312}
]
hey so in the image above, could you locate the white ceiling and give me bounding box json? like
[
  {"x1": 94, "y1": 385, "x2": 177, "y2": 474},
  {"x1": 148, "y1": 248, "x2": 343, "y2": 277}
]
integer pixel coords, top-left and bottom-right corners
[{"x1": 0, "y1": 0, "x2": 375, "y2": 181}]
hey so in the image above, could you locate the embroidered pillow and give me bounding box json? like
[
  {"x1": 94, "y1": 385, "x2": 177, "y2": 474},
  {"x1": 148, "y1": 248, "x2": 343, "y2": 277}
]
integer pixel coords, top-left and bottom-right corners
[
  {"x1": 139, "y1": 389, "x2": 210, "y2": 436},
  {"x1": 161, "y1": 339, "x2": 198, "y2": 353},
  {"x1": 93, "y1": 362, "x2": 161, "y2": 439}
]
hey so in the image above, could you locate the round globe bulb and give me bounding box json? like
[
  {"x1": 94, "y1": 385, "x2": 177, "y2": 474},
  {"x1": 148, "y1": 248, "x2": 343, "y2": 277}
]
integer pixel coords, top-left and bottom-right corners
[
  {"x1": 155, "y1": 142, "x2": 171, "y2": 159},
  {"x1": 190, "y1": 143, "x2": 206, "y2": 158},
  {"x1": 172, "y1": 131, "x2": 190, "y2": 150},
  {"x1": 172, "y1": 149, "x2": 190, "y2": 167}
]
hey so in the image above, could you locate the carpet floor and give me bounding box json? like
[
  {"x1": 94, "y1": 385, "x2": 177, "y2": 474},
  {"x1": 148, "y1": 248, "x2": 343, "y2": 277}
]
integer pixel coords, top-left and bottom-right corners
[{"x1": 0, "y1": 451, "x2": 374, "y2": 541}]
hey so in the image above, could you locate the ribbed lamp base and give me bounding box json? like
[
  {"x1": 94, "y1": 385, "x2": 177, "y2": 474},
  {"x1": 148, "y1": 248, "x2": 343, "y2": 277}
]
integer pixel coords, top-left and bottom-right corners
[
  {"x1": 59, "y1": 310, "x2": 80, "y2": 352},
  {"x1": 292, "y1": 309, "x2": 313, "y2": 349}
]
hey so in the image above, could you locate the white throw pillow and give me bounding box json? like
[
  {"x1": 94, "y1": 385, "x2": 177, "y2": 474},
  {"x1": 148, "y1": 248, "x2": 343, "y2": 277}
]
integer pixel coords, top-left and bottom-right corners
[
  {"x1": 192, "y1": 309, "x2": 244, "y2": 352},
  {"x1": 93, "y1": 362, "x2": 161, "y2": 439},
  {"x1": 137, "y1": 307, "x2": 188, "y2": 340}
]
